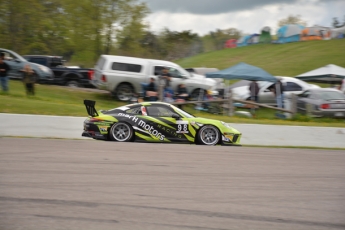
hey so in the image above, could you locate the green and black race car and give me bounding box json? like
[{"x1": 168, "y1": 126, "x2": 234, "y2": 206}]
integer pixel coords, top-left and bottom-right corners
[{"x1": 82, "y1": 100, "x2": 241, "y2": 146}]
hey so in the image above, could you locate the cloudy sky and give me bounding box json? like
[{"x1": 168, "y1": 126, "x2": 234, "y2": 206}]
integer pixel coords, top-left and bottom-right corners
[{"x1": 139, "y1": 0, "x2": 345, "y2": 35}]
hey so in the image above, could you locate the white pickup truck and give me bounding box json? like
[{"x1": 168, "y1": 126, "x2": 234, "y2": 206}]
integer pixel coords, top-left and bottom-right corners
[{"x1": 92, "y1": 55, "x2": 218, "y2": 101}]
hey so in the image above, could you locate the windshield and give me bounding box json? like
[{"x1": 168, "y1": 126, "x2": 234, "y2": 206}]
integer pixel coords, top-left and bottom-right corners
[
  {"x1": 317, "y1": 91, "x2": 345, "y2": 100},
  {"x1": 170, "y1": 105, "x2": 194, "y2": 118},
  {"x1": 178, "y1": 67, "x2": 192, "y2": 78}
]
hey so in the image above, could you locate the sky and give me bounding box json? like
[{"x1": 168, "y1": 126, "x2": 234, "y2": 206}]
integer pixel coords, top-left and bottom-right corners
[{"x1": 139, "y1": 0, "x2": 345, "y2": 36}]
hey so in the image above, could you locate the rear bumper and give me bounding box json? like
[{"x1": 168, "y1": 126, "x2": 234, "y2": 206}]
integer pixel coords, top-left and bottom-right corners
[{"x1": 82, "y1": 131, "x2": 107, "y2": 140}]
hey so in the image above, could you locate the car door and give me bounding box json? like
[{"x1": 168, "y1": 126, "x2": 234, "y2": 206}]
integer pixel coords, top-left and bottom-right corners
[
  {"x1": 145, "y1": 104, "x2": 190, "y2": 143},
  {"x1": 259, "y1": 83, "x2": 275, "y2": 104}
]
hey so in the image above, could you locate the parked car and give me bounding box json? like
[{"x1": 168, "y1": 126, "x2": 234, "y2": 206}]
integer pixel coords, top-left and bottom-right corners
[
  {"x1": 0, "y1": 48, "x2": 53, "y2": 82},
  {"x1": 297, "y1": 88, "x2": 345, "y2": 118},
  {"x1": 23, "y1": 55, "x2": 94, "y2": 87},
  {"x1": 92, "y1": 55, "x2": 218, "y2": 101},
  {"x1": 231, "y1": 76, "x2": 320, "y2": 105}
]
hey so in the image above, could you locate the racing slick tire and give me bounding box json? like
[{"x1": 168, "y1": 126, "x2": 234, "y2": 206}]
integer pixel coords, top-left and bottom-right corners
[
  {"x1": 109, "y1": 122, "x2": 134, "y2": 142},
  {"x1": 197, "y1": 125, "x2": 220, "y2": 146}
]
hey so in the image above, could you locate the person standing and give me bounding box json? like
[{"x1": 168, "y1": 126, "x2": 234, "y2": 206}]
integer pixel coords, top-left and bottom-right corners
[
  {"x1": 249, "y1": 80, "x2": 259, "y2": 103},
  {"x1": 22, "y1": 64, "x2": 36, "y2": 95},
  {"x1": 0, "y1": 56, "x2": 10, "y2": 93},
  {"x1": 160, "y1": 67, "x2": 174, "y2": 97},
  {"x1": 274, "y1": 78, "x2": 285, "y2": 108}
]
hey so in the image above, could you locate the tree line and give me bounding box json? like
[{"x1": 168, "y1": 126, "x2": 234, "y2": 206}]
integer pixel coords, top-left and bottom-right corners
[
  {"x1": 0, "y1": 0, "x2": 341, "y2": 67},
  {"x1": 0, "y1": 0, "x2": 244, "y2": 66}
]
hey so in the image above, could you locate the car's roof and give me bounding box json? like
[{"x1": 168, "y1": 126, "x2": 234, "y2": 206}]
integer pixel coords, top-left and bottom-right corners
[{"x1": 124, "y1": 102, "x2": 174, "y2": 107}]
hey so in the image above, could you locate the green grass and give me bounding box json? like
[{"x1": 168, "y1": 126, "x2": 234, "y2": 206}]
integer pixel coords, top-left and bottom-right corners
[
  {"x1": 176, "y1": 40, "x2": 345, "y2": 77},
  {"x1": 0, "y1": 81, "x2": 127, "y2": 116}
]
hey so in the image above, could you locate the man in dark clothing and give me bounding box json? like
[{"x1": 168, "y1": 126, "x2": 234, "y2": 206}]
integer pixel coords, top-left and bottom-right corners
[
  {"x1": 249, "y1": 80, "x2": 259, "y2": 103},
  {"x1": 146, "y1": 77, "x2": 158, "y2": 101},
  {"x1": 0, "y1": 56, "x2": 10, "y2": 92},
  {"x1": 269, "y1": 78, "x2": 285, "y2": 108}
]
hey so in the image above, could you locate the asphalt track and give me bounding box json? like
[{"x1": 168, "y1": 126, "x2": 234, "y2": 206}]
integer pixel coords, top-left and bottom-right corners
[{"x1": 0, "y1": 138, "x2": 345, "y2": 230}]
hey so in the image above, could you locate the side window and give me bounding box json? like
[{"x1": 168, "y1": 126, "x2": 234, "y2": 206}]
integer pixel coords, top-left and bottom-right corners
[
  {"x1": 112, "y1": 62, "x2": 142, "y2": 73},
  {"x1": 154, "y1": 66, "x2": 164, "y2": 76},
  {"x1": 31, "y1": 58, "x2": 48, "y2": 66},
  {"x1": 125, "y1": 107, "x2": 142, "y2": 115},
  {"x1": 285, "y1": 82, "x2": 303, "y2": 91},
  {"x1": 299, "y1": 91, "x2": 310, "y2": 98},
  {"x1": 147, "y1": 105, "x2": 174, "y2": 117},
  {"x1": 168, "y1": 67, "x2": 182, "y2": 78}
]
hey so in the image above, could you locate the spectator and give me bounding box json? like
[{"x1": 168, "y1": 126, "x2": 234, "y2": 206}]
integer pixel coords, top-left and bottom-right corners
[
  {"x1": 175, "y1": 84, "x2": 189, "y2": 108},
  {"x1": 160, "y1": 67, "x2": 174, "y2": 97},
  {"x1": 21, "y1": 64, "x2": 36, "y2": 96},
  {"x1": 176, "y1": 84, "x2": 189, "y2": 101},
  {"x1": 271, "y1": 78, "x2": 284, "y2": 108},
  {"x1": 0, "y1": 54, "x2": 10, "y2": 93},
  {"x1": 339, "y1": 78, "x2": 345, "y2": 94},
  {"x1": 146, "y1": 77, "x2": 158, "y2": 101},
  {"x1": 249, "y1": 80, "x2": 259, "y2": 103}
]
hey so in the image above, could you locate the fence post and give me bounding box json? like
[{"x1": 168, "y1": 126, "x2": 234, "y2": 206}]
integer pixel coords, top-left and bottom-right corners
[
  {"x1": 227, "y1": 90, "x2": 234, "y2": 116},
  {"x1": 290, "y1": 94, "x2": 297, "y2": 116},
  {"x1": 159, "y1": 84, "x2": 164, "y2": 102},
  {"x1": 306, "y1": 102, "x2": 312, "y2": 117}
]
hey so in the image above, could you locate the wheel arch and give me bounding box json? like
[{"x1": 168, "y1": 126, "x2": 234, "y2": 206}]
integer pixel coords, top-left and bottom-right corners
[{"x1": 194, "y1": 123, "x2": 222, "y2": 145}]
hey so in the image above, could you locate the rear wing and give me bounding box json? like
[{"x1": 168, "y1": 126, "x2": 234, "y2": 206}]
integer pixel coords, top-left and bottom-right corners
[{"x1": 84, "y1": 100, "x2": 99, "y2": 117}]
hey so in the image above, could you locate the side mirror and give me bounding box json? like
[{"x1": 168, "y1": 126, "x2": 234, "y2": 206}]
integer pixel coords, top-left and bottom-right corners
[
  {"x1": 14, "y1": 59, "x2": 21, "y2": 63},
  {"x1": 171, "y1": 113, "x2": 180, "y2": 119},
  {"x1": 264, "y1": 89, "x2": 271, "y2": 92}
]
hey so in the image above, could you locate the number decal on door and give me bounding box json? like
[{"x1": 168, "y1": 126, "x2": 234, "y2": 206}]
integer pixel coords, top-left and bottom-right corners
[{"x1": 176, "y1": 120, "x2": 189, "y2": 134}]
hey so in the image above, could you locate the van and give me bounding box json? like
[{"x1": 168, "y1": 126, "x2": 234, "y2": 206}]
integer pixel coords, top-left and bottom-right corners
[{"x1": 92, "y1": 55, "x2": 218, "y2": 101}]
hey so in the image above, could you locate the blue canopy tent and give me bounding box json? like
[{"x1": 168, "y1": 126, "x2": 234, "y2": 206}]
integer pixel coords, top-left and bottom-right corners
[
  {"x1": 205, "y1": 63, "x2": 282, "y2": 115},
  {"x1": 205, "y1": 62, "x2": 277, "y2": 82}
]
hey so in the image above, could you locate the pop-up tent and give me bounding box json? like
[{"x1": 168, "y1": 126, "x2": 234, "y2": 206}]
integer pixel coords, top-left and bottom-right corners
[
  {"x1": 277, "y1": 24, "x2": 305, "y2": 43},
  {"x1": 259, "y1": 26, "x2": 272, "y2": 43},
  {"x1": 296, "y1": 64, "x2": 345, "y2": 83},
  {"x1": 331, "y1": 26, "x2": 345, "y2": 39},
  {"x1": 237, "y1": 34, "x2": 259, "y2": 47},
  {"x1": 301, "y1": 26, "x2": 331, "y2": 41},
  {"x1": 206, "y1": 62, "x2": 276, "y2": 82}
]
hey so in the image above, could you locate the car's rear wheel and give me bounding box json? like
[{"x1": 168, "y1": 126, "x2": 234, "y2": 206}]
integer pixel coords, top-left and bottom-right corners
[
  {"x1": 109, "y1": 122, "x2": 134, "y2": 142},
  {"x1": 115, "y1": 83, "x2": 133, "y2": 101},
  {"x1": 197, "y1": 125, "x2": 220, "y2": 146}
]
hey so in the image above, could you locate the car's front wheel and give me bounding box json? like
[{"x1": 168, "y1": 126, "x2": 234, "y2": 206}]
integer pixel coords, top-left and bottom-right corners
[
  {"x1": 197, "y1": 125, "x2": 220, "y2": 145},
  {"x1": 109, "y1": 122, "x2": 134, "y2": 142}
]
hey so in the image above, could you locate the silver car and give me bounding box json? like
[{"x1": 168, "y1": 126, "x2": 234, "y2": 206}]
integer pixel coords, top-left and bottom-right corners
[
  {"x1": 231, "y1": 76, "x2": 320, "y2": 105},
  {"x1": 0, "y1": 48, "x2": 53, "y2": 82},
  {"x1": 297, "y1": 88, "x2": 345, "y2": 118}
]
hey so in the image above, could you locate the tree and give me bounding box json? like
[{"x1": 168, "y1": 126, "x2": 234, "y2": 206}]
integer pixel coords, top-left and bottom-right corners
[
  {"x1": 332, "y1": 15, "x2": 345, "y2": 28},
  {"x1": 203, "y1": 28, "x2": 241, "y2": 51},
  {"x1": 277, "y1": 15, "x2": 307, "y2": 27}
]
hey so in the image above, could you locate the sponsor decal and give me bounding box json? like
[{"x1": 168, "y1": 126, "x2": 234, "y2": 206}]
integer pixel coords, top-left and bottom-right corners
[
  {"x1": 117, "y1": 113, "x2": 165, "y2": 141},
  {"x1": 99, "y1": 126, "x2": 108, "y2": 132},
  {"x1": 176, "y1": 120, "x2": 189, "y2": 134}
]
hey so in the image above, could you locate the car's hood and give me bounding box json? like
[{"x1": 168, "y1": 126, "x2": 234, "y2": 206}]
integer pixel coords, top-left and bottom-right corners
[{"x1": 190, "y1": 117, "x2": 241, "y2": 134}]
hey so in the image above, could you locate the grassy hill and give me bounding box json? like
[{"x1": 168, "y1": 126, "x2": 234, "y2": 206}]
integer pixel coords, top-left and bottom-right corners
[{"x1": 176, "y1": 39, "x2": 345, "y2": 77}]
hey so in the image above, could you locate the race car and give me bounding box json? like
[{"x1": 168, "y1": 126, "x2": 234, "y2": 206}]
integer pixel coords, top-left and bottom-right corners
[{"x1": 82, "y1": 100, "x2": 241, "y2": 146}]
